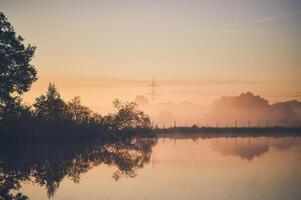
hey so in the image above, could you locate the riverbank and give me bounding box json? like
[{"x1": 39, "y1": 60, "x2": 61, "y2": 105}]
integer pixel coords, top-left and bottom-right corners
[{"x1": 153, "y1": 126, "x2": 301, "y2": 138}]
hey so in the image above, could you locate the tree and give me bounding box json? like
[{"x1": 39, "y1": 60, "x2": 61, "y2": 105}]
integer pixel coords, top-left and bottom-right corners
[
  {"x1": 0, "y1": 12, "x2": 37, "y2": 104},
  {"x1": 67, "y1": 96, "x2": 92, "y2": 124},
  {"x1": 112, "y1": 99, "x2": 151, "y2": 130},
  {"x1": 0, "y1": 97, "x2": 32, "y2": 123},
  {"x1": 33, "y1": 83, "x2": 69, "y2": 121}
]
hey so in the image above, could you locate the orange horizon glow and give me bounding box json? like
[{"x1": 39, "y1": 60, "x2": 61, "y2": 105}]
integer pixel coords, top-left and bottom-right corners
[{"x1": 1, "y1": 0, "x2": 300, "y2": 125}]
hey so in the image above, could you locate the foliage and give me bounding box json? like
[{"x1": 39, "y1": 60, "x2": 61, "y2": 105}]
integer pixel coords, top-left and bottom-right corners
[
  {"x1": 0, "y1": 12, "x2": 155, "y2": 200},
  {"x1": 0, "y1": 11, "x2": 152, "y2": 142},
  {"x1": 0, "y1": 12, "x2": 37, "y2": 104},
  {"x1": 0, "y1": 97, "x2": 32, "y2": 123},
  {"x1": 67, "y1": 96, "x2": 92, "y2": 124},
  {"x1": 112, "y1": 99, "x2": 151, "y2": 130},
  {"x1": 33, "y1": 83, "x2": 70, "y2": 121}
]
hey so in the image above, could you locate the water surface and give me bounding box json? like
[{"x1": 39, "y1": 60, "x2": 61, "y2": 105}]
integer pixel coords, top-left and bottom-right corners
[{"x1": 2, "y1": 134, "x2": 301, "y2": 200}]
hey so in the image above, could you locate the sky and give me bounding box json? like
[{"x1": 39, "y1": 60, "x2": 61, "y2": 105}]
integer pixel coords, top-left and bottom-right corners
[{"x1": 1, "y1": 0, "x2": 301, "y2": 114}]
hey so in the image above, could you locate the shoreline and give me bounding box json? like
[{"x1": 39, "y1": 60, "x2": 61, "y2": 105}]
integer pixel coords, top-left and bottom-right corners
[{"x1": 153, "y1": 127, "x2": 301, "y2": 137}]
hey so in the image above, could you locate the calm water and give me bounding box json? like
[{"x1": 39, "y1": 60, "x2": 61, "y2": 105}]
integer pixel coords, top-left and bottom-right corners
[{"x1": 2, "y1": 134, "x2": 301, "y2": 200}]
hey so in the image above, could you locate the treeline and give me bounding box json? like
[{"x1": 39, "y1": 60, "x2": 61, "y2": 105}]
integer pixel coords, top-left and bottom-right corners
[
  {"x1": 30, "y1": 83, "x2": 152, "y2": 133},
  {"x1": 0, "y1": 83, "x2": 152, "y2": 142},
  {"x1": 0, "y1": 11, "x2": 152, "y2": 142}
]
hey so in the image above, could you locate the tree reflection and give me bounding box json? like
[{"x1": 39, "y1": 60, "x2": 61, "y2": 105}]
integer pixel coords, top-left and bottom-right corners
[
  {"x1": 0, "y1": 137, "x2": 157, "y2": 199},
  {"x1": 210, "y1": 136, "x2": 301, "y2": 160},
  {"x1": 159, "y1": 133, "x2": 301, "y2": 160}
]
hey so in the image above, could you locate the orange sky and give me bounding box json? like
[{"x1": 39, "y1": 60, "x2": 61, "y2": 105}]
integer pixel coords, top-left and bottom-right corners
[{"x1": 1, "y1": 0, "x2": 300, "y2": 114}]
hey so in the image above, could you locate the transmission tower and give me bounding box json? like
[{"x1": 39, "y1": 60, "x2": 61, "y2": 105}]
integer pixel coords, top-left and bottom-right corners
[{"x1": 149, "y1": 76, "x2": 159, "y2": 102}]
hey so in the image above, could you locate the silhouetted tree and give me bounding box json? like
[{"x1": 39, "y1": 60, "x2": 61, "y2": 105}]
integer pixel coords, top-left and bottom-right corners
[
  {"x1": 33, "y1": 83, "x2": 70, "y2": 121},
  {"x1": 0, "y1": 12, "x2": 37, "y2": 105},
  {"x1": 112, "y1": 99, "x2": 151, "y2": 130},
  {"x1": 0, "y1": 97, "x2": 32, "y2": 123},
  {"x1": 89, "y1": 112, "x2": 106, "y2": 128},
  {"x1": 0, "y1": 162, "x2": 30, "y2": 200},
  {"x1": 67, "y1": 96, "x2": 92, "y2": 124}
]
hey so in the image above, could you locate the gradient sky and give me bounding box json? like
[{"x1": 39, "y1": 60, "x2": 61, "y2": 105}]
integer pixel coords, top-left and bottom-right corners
[{"x1": 1, "y1": 0, "x2": 301, "y2": 112}]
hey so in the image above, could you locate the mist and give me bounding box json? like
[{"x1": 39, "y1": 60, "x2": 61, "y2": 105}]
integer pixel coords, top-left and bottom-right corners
[{"x1": 135, "y1": 92, "x2": 301, "y2": 128}]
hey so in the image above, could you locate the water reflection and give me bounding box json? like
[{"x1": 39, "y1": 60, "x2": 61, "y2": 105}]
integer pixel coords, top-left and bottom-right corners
[
  {"x1": 0, "y1": 137, "x2": 157, "y2": 200},
  {"x1": 150, "y1": 135, "x2": 301, "y2": 200},
  {"x1": 159, "y1": 134, "x2": 301, "y2": 161},
  {"x1": 210, "y1": 137, "x2": 300, "y2": 160},
  {"x1": 1, "y1": 134, "x2": 301, "y2": 200}
]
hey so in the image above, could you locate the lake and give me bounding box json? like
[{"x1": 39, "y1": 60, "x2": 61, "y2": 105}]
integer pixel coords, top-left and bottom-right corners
[{"x1": 2, "y1": 134, "x2": 301, "y2": 200}]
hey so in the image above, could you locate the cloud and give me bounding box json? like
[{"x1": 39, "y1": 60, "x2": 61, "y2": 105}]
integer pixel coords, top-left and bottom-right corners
[
  {"x1": 222, "y1": 11, "x2": 301, "y2": 28},
  {"x1": 212, "y1": 10, "x2": 301, "y2": 32},
  {"x1": 217, "y1": 27, "x2": 301, "y2": 33}
]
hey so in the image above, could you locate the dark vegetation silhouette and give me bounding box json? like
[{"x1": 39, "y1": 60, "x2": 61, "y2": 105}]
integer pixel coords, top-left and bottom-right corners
[
  {"x1": 154, "y1": 125, "x2": 301, "y2": 135},
  {"x1": 0, "y1": 10, "x2": 301, "y2": 200},
  {"x1": 0, "y1": 12, "x2": 155, "y2": 199},
  {"x1": 0, "y1": 81, "x2": 152, "y2": 142},
  {"x1": 0, "y1": 12, "x2": 36, "y2": 126},
  {"x1": 0, "y1": 12, "x2": 151, "y2": 143},
  {"x1": 0, "y1": 11, "x2": 300, "y2": 143},
  {"x1": 0, "y1": 12, "x2": 37, "y2": 105}
]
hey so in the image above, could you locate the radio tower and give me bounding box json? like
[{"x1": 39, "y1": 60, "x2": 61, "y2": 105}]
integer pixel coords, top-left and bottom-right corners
[{"x1": 150, "y1": 76, "x2": 159, "y2": 102}]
